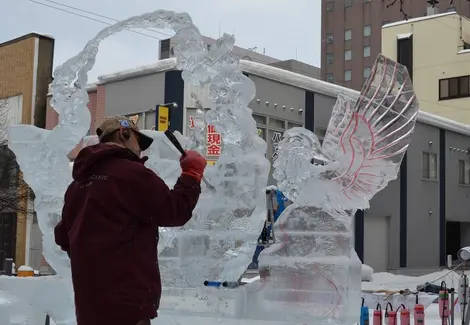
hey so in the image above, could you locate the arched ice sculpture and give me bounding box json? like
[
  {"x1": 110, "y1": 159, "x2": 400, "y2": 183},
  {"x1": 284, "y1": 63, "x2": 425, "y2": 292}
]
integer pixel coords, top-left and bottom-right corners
[{"x1": 1, "y1": 7, "x2": 418, "y2": 325}]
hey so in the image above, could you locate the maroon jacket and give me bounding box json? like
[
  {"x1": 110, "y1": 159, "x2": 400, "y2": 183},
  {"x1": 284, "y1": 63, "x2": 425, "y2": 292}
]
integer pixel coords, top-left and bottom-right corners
[{"x1": 54, "y1": 143, "x2": 201, "y2": 325}]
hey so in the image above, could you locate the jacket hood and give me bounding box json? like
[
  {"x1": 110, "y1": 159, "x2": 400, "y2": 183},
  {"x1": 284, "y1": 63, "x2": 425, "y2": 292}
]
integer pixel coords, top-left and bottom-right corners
[{"x1": 72, "y1": 143, "x2": 148, "y2": 181}]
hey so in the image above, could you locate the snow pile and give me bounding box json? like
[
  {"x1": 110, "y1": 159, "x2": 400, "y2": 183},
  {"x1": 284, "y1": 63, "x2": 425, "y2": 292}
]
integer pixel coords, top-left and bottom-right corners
[{"x1": 363, "y1": 269, "x2": 461, "y2": 292}]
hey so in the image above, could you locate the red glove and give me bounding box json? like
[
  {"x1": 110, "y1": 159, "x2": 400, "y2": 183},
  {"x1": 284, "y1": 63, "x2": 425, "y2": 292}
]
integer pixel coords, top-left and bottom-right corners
[{"x1": 180, "y1": 150, "x2": 207, "y2": 182}]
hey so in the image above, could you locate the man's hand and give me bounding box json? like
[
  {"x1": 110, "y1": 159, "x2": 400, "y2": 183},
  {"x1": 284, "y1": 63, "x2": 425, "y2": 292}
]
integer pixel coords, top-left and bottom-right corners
[{"x1": 180, "y1": 150, "x2": 207, "y2": 182}]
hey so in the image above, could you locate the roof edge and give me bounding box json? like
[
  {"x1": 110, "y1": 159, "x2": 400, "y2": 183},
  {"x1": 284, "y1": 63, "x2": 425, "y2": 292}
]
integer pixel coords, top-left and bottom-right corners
[
  {"x1": 69, "y1": 58, "x2": 470, "y2": 136},
  {"x1": 0, "y1": 33, "x2": 54, "y2": 49}
]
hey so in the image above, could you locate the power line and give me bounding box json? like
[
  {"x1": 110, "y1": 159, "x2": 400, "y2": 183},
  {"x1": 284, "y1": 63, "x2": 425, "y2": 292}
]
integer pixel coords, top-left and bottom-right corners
[
  {"x1": 27, "y1": 0, "x2": 170, "y2": 41},
  {"x1": 39, "y1": 0, "x2": 172, "y2": 38}
]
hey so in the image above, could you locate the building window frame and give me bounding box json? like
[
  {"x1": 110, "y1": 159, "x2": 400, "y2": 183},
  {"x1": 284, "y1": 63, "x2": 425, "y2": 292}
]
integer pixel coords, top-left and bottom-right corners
[
  {"x1": 326, "y1": 73, "x2": 334, "y2": 83},
  {"x1": 439, "y1": 75, "x2": 470, "y2": 100},
  {"x1": 421, "y1": 151, "x2": 438, "y2": 180},
  {"x1": 344, "y1": 49, "x2": 352, "y2": 61},
  {"x1": 326, "y1": 1, "x2": 334, "y2": 11},
  {"x1": 326, "y1": 33, "x2": 334, "y2": 44},
  {"x1": 345, "y1": 29, "x2": 352, "y2": 41},
  {"x1": 458, "y1": 160, "x2": 470, "y2": 185},
  {"x1": 344, "y1": 0, "x2": 352, "y2": 7},
  {"x1": 364, "y1": 45, "x2": 371, "y2": 57},
  {"x1": 363, "y1": 66, "x2": 371, "y2": 79},
  {"x1": 315, "y1": 127, "x2": 327, "y2": 145},
  {"x1": 364, "y1": 25, "x2": 371, "y2": 37},
  {"x1": 326, "y1": 53, "x2": 334, "y2": 64},
  {"x1": 344, "y1": 70, "x2": 352, "y2": 81}
]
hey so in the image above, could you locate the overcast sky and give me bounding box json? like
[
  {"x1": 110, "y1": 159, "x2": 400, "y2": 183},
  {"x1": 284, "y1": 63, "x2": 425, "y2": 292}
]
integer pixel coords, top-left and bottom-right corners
[{"x1": 3, "y1": 0, "x2": 321, "y2": 82}]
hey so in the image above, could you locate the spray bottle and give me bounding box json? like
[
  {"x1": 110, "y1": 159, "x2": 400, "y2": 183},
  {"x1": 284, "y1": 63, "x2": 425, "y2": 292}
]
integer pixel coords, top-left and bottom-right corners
[
  {"x1": 373, "y1": 303, "x2": 383, "y2": 325},
  {"x1": 460, "y1": 274, "x2": 469, "y2": 323},
  {"x1": 385, "y1": 303, "x2": 397, "y2": 325},
  {"x1": 414, "y1": 294, "x2": 425, "y2": 325},
  {"x1": 361, "y1": 297, "x2": 369, "y2": 325},
  {"x1": 397, "y1": 304, "x2": 410, "y2": 325},
  {"x1": 440, "y1": 281, "x2": 450, "y2": 325}
]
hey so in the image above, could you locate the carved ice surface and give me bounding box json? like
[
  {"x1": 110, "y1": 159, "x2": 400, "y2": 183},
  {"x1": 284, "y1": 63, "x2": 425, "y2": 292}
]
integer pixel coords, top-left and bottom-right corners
[
  {"x1": 268, "y1": 54, "x2": 418, "y2": 324},
  {"x1": 7, "y1": 9, "x2": 270, "y2": 325}
]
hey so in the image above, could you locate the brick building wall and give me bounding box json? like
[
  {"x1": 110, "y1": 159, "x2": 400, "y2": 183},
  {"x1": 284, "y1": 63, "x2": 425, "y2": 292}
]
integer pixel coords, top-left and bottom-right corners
[{"x1": 0, "y1": 33, "x2": 54, "y2": 267}]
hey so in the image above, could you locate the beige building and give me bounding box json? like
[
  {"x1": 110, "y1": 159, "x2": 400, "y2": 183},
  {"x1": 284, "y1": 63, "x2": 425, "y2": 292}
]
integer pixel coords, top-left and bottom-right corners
[{"x1": 382, "y1": 12, "x2": 470, "y2": 123}]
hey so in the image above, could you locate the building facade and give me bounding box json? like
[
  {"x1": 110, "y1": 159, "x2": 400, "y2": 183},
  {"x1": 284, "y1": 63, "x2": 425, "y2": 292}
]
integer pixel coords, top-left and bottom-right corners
[
  {"x1": 46, "y1": 58, "x2": 470, "y2": 272},
  {"x1": 0, "y1": 33, "x2": 54, "y2": 270},
  {"x1": 382, "y1": 12, "x2": 470, "y2": 123},
  {"x1": 321, "y1": 0, "x2": 470, "y2": 90}
]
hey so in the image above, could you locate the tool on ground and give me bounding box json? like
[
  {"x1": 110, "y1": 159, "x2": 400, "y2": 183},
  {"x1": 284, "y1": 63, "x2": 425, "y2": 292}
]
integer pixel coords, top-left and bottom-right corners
[
  {"x1": 164, "y1": 130, "x2": 215, "y2": 191},
  {"x1": 397, "y1": 304, "x2": 410, "y2": 325},
  {"x1": 414, "y1": 294, "x2": 425, "y2": 325},
  {"x1": 440, "y1": 281, "x2": 450, "y2": 325},
  {"x1": 360, "y1": 297, "x2": 369, "y2": 325},
  {"x1": 385, "y1": 302, "x2": 397, "y2": 325},
  {"x1": 373, "y1": 303, "x2": 382, "y2": 325}
]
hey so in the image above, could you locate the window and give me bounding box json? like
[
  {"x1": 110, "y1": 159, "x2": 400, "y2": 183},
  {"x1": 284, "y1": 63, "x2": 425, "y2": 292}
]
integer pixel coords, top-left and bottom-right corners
[
  {"x1": 327, "y1": 53, "x2": 334, "y2": 64},
  {"x1": 459, "y1": 160, "x2": 470, "y2": 185},
  {"x1": 364, "y1": 45, "x2": 371, "y2": 57},
  {"x1": 464, "y1": 42, "x2": 470, "y2": 50},
  {"x1": 269, "y1": 118, "x2": 285, "y2": 129},
  {"x1": 288, "y1": 122, "x2": 303, "y2": 129},
  {"x1": 345, "y1": 29, "x2": 352, "y2": 41},
  {"x1": 326, "y1": 33, "x2": 334, "y2": 44},
  {"x1": 364, "y1": 67, "x2": 371, "y2": 79},
  {"x1": 383, "y1": 20, "x2": 391, "y2": 26},
  {"x1": 252, "y1": 114, "x2": 267, "y2": 125},
  {"x1": 326, "y1": 1, "x2": 334, "y2": 11},
  {"x1": 326, "y1": 73, "x2": 334, "y2": 82},
  {"x1": 364, "y1": 0, "x2": 371, "y2": 2},
  {"x1": 344, "y1": 70, "x2": 352, "y2": 81},
  {"x1": 447, "y1": 7, "x2": 457, "y2": 12},
  {"x1": 257, "y1": 128, "x2": 266, "y2": 140},
  {"x1": 364, "y1": 25, "x2": 371, "y2": 37},
  {"x1": 345, "y1": 0, "x2": 352, "y2": 7},
  {"x1": 344, "y1": 49, "x2": 352, "y2": 61},
  {"x1": 422, "y1": 152, "x2": 437, "y2": 180},
  {"x1": 439, "y1": 75, "x2": 470, "y2": 100},
  {"x1": 315, "y1": 127, "x2": 327, "y2": 144}
]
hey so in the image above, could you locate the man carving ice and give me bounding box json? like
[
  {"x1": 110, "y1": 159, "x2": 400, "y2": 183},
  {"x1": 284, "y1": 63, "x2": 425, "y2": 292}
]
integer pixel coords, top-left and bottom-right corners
[{"x1": 54, "y1": 116, "x2": 207, "y2": 325}]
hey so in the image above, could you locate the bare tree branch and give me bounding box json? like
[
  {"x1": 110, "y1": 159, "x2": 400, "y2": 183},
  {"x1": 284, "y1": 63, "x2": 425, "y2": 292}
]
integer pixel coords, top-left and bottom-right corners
[
  {"x1": 382, "y1": 0, "x2": 467, "y2": 20},
  {"x1": 0, "y1": 98, "x2": 34, "y2": 216}
]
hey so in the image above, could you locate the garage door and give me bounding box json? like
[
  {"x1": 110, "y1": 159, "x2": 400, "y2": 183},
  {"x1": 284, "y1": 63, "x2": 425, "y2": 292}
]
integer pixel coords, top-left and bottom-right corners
[{"x1": 364, "y1": 215, "x2": 390, "y2": 272}]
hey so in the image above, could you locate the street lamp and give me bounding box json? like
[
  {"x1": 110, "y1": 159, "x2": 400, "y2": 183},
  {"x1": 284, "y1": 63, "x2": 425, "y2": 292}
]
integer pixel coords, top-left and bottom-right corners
[{"x1": 155, "y1": 102, "x2": 178, "y2": 131}]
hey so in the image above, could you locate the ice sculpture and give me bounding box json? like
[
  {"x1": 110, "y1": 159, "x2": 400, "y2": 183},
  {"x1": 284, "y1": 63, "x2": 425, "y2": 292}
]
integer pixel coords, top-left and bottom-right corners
[
  {"x1": 263, "y1": 54, "x2": 418, "y2": 324},
  {"x1": 6, "y1": 9, "x2": 270, "y2": 325}
]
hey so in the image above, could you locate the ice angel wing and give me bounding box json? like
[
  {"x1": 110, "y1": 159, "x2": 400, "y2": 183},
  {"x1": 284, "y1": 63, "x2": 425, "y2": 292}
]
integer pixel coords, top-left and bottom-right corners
[{"x1": 322, "y1": 54, "x2": 418, "y2": 204}]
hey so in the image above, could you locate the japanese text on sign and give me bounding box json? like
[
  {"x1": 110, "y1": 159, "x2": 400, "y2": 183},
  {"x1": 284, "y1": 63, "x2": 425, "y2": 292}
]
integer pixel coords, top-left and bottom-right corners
[
  {"x1": 206, "y1": 125, "x2": 221, "y2": 156},
  {"x1": 272, "y1": 131, "x2": 282, "y2": 161},
  {"x1": 188, "y1": 116, "x2": 222, "y2": 157}
]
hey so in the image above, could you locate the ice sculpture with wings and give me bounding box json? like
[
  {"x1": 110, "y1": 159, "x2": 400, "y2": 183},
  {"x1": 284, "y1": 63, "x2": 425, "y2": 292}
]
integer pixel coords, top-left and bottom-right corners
[
  {"x1": 255, "y1": 54, "x2": 419, "y2": 324},
  {"x1": 273, "y1": 54, "x2": 418, "y2": 209}
]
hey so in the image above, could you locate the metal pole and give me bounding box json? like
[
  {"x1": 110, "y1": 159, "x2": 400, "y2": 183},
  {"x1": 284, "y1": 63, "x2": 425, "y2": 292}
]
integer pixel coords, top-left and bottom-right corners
[
  {"x1": 451, "y1": 290, "x2": 455, "y2": 325},
  {"x1": 4, "y1": 258, "x2": 13, "y2": 276}
]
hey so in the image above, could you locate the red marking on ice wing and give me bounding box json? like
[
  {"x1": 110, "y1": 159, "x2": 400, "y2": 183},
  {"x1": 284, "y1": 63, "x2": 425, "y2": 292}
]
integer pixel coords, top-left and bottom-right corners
[{"x1": 333, "y1": 112, "x2": 374, "y2": 192}]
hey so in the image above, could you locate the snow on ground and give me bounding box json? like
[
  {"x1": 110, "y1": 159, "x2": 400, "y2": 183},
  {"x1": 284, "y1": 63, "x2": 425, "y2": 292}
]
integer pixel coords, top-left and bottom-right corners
[{"x1": 0, "y1": 269, "x2": 465, "y2": 324}]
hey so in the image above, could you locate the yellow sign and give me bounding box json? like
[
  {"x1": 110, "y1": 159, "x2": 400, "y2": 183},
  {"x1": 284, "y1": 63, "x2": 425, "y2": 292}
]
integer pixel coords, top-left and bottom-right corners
[
  {"x1": 157, "y1": 105, "x2": 169, "y2": 131},
  {"x1": 207, "y1": 160, "x2": 217, "y2": 166}
]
